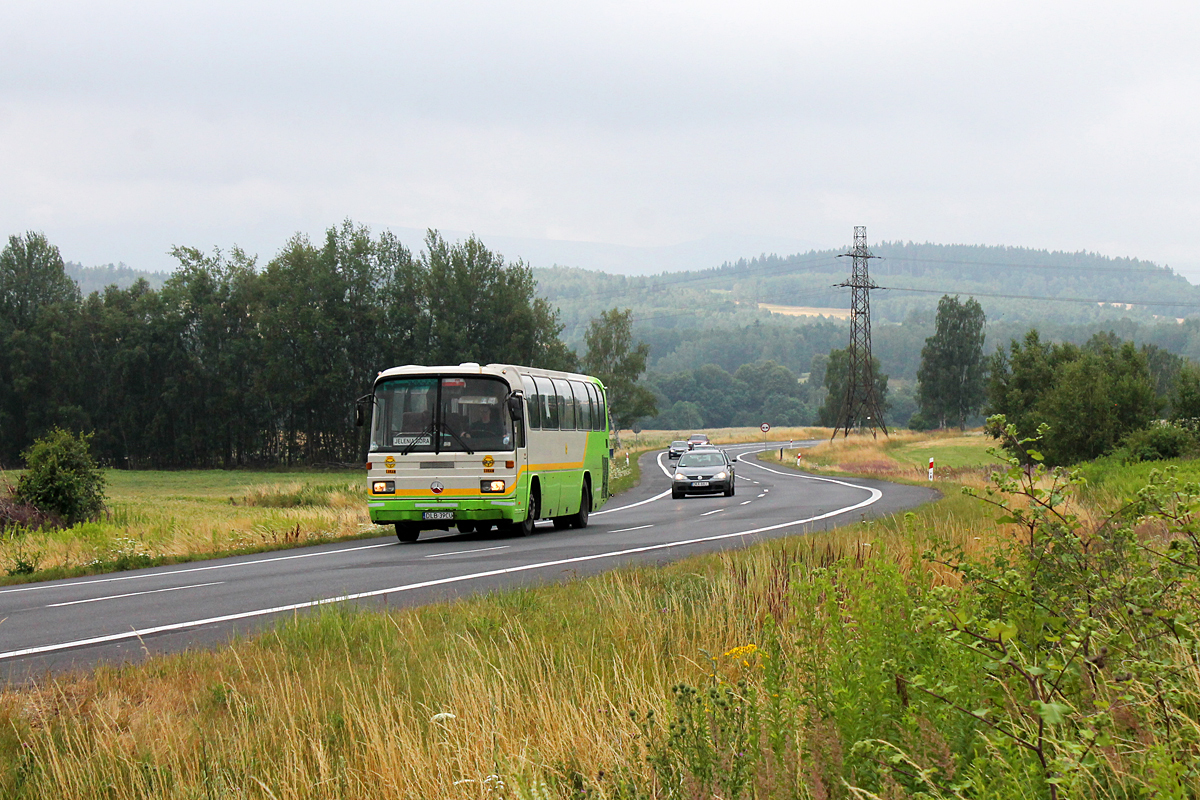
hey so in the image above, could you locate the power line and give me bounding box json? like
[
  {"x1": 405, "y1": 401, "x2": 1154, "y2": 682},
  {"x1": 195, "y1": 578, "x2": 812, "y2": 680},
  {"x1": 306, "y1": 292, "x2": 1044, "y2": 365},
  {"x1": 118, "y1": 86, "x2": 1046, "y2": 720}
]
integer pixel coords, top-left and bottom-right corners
[
  {"x1": 875, "y1": 285, "x2": 1200, "y2": 310},
  {"x1": 876, "y1": 254, "x2": 1173, "y2": 276}
]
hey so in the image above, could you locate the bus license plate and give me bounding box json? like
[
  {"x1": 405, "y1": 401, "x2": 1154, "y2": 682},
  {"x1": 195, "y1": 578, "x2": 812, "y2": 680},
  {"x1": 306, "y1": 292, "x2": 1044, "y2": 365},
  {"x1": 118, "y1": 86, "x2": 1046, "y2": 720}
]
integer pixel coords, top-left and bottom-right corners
[
  {"x1": 692, "y1": 481, "x2": 709, "y2": 487},
  {"x1": 422, "y1": 511, "x2": 455, "y2": 521}
]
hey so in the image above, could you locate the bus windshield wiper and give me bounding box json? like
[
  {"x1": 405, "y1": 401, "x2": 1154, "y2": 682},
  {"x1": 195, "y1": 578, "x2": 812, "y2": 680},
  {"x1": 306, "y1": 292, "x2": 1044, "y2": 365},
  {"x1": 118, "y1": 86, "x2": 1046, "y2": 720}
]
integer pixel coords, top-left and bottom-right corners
[
  {"x1": 401, "y1": 424, "x2": 435, "y2": 456},
  {"x1": 439, "y1": 421, "x2": 474, "y2": 455}
]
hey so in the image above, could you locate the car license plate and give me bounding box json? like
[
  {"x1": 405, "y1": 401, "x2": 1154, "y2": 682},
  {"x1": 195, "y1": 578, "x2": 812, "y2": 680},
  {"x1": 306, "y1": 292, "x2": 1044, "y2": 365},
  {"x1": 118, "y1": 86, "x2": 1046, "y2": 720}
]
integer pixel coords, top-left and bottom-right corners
[
  {"x1": 692, "y1": 481, "x2": 709, "y2": 487},
  {"x1": 422, "y1": 511, "x2": 455, "y2": 521}
]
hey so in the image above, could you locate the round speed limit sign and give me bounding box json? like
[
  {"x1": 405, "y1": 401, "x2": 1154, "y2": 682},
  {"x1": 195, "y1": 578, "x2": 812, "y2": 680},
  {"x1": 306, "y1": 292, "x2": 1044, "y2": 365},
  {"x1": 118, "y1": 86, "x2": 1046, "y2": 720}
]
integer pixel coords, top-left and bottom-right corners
[{"x1": 760, "y1": 422, "x2": 770, "y2": 433}]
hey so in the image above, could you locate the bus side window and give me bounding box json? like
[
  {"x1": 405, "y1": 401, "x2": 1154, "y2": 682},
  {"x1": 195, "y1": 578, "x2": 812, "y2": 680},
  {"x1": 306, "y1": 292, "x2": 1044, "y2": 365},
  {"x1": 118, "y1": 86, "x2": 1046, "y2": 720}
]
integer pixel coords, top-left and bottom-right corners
[
  {"x1": 573, "y1": 380, "x2": 591, "y2": 430},
  {"x1": 585, "y1": 383, "x2": 601, "y2": 431},
  {"x1": 554, "y1": 378, "x2": 576, "y2": 429},
  {"x1": 536, "y1": 376, "x2": 558, "y2": 429},
  {"x1": 521, "y1": 375, "x2": 540, "y2": 428},
  {"x1": 595, "y1": 387, "x2": 608, "y2": 432}
]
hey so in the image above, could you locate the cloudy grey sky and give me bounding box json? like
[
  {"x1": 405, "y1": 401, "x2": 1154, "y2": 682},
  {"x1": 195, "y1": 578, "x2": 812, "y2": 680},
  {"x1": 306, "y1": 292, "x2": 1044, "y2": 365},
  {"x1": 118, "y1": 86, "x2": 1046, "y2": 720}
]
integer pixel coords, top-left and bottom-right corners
[{"x1": 2, "y1": 1, "x2": 1198, "y2": 277}]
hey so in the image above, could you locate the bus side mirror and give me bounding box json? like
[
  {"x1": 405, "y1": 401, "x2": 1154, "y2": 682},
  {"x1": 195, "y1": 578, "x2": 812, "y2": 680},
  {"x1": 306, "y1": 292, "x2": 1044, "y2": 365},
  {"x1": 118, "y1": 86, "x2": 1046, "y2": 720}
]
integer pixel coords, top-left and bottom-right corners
[
  {"x1": 507, "y1": 393, "x2": 524, "y2": 421},
  {"x1": 354, "y1": 393, "x2": 374, "y2": 428}
]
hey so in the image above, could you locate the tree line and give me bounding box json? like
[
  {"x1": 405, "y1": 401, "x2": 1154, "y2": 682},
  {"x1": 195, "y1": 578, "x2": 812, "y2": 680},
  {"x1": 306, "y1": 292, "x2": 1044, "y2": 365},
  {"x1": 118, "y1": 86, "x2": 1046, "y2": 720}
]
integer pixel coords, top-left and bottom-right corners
[{"x1": 0, "y1": 224, "x2": 575, "y2": 468}]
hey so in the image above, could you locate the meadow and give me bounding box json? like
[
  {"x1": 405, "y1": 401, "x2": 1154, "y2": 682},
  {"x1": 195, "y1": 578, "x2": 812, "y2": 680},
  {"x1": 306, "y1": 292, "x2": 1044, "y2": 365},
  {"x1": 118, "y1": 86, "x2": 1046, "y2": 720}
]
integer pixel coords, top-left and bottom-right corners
[{"x1": 1, "y1": 429, "x2": 1197, "y2": 797}]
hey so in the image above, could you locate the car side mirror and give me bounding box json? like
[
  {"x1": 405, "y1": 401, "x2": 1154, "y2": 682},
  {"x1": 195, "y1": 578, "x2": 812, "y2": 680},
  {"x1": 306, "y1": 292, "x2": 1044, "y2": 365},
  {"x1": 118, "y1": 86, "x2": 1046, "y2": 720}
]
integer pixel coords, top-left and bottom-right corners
[{"x1": 507, "y1": 392, "x2": 524, "y2": 421}]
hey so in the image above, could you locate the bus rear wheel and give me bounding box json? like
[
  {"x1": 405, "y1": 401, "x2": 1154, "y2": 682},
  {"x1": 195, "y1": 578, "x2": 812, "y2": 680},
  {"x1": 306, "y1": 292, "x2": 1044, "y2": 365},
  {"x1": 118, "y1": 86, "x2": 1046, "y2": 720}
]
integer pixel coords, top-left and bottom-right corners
[{"x1": 395, "y1": 523, "x2": 420, "y2": 543}]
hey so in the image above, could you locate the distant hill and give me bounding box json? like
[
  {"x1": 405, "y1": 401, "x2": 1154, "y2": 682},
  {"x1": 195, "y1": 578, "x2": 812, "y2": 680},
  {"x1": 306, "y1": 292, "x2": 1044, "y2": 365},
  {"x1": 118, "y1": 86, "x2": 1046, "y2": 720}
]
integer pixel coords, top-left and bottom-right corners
[
  {"x1": 65, "y1": 262, "x2": 170, "y2": 296},
  {"x1": 535, "y1": 242, "x2": 1200, "y2": 346}
]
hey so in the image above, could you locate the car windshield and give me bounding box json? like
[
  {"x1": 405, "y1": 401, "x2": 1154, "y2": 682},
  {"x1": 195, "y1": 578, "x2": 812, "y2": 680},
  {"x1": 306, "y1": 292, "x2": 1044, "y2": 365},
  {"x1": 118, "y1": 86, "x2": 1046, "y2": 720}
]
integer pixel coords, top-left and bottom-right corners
[
  {"x1": 671, "y1": 441, "x2": 687, "y2": 447},
  {"x1": 678, "y1": 453, "x2": 725, "y2": 468}
]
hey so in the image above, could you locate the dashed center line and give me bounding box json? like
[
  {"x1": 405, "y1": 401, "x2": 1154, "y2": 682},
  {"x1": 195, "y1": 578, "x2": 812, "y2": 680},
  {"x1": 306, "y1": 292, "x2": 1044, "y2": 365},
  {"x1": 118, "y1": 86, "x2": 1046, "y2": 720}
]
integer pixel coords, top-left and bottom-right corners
[
  {"x1": 700, "y1": 509, "x2": 724, "y2": 516},
  {"x1": 610, "y1": 524, "x2": 654, "y2": 533},
  {"x1": 757, "y1": 493, "x2": 766, "y2": 498},
  {"x1": 424, "y1": 546, "x2": 510, "y2": 559},
  {"x1": 740, "y1": 500, "x2": 752, "y2": 505},
  {"x1": 48, "y1": 582, "x2": 224, "y2": 608}
]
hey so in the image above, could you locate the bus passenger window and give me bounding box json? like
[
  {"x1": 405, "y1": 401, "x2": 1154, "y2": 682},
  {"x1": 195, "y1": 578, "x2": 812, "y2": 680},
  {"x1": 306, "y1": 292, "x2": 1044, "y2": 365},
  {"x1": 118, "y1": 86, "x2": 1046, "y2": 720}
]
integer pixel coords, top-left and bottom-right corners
[
  {"x1": 554, "y1": 379, "x2": 576, "y2": 429},
  {"x1": 594, "y1": 388, "x2": 607, "y2": 432},
  {"x1": 535, "y1": 376, "x2": 558, "y2": 429},
  {"x1": 573, "y1": 380, "x2": 591, "y2": 430},
  {"x1": 521, "y1": 375, "x2": 540, "y2": 428},
  {"x1": 585, "y1": 383, "x2": 601, "y2": 431}
]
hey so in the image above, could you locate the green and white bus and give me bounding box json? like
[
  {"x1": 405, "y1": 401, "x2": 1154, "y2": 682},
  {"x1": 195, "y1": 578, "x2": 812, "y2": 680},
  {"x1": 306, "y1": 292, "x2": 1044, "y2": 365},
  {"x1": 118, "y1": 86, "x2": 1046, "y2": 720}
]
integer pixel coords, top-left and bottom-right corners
[{"x1": 357, "y1": 362, "x2": 613, "y2": 542}]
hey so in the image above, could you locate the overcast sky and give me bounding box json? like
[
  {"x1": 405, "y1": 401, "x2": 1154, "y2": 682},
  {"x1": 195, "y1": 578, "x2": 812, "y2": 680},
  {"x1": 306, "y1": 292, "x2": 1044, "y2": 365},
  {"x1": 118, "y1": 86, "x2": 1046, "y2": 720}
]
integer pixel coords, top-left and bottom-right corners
[{"x1": 2, "y1": 1, "x2": 1198, "y2": 278}]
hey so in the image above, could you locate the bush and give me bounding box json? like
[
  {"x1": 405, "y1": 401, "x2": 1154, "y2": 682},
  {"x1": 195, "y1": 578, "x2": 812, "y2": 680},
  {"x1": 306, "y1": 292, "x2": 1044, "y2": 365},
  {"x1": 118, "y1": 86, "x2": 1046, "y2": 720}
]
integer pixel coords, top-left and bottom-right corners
[
  {"x1": 15, "y1": 428, "x2": 106, "y2": 525},
  {"x1": 1119, "y1": 423, "x2": 1197, "y2": 463}
]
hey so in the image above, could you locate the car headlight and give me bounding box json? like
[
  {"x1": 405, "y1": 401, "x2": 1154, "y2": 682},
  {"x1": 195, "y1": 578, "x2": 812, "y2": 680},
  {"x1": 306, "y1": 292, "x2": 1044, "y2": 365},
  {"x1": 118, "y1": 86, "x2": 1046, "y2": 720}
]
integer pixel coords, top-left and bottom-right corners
[
  {"x1": 674, "y1": 473, "x2": 685, "y2": 481},
  {"x1": 715, "y1": 471, "x2": 727, "y2": 481}
]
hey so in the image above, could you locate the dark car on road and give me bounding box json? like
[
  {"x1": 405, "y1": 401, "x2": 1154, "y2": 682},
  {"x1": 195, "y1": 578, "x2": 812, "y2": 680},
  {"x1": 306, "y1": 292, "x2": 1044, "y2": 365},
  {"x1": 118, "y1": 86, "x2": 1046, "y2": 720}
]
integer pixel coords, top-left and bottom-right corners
[
  {"x1": 686, "y1": 433, "x2": 710, "y2": 450},
  {"x1": 672, "y1": 449, "x2": 735, "y2": 498},
  {"x1": 667, "y1": 440, "x2": 689, "y2": 459}
]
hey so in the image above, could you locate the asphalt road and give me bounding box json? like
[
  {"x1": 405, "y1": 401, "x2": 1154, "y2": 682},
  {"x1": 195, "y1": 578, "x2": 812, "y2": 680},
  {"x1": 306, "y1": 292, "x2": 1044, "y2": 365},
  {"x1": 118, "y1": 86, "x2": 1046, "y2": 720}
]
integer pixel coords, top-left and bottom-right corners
[{"x1": 0, "y1": 442, "x2": 938, "y2": 682}]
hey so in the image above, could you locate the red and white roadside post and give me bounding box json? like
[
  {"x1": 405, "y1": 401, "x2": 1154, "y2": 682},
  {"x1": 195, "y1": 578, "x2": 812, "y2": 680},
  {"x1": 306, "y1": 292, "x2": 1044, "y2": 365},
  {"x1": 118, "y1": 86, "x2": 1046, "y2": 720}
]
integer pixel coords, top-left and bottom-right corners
[{"x1": 928, "y1": 457, "x2": 934, "y2": 481}]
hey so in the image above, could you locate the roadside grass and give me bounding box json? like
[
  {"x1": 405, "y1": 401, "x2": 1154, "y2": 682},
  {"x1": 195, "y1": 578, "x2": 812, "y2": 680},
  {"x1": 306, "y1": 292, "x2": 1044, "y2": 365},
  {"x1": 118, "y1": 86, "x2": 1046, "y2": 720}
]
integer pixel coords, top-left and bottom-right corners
[
  {"x1": 1076, "y1": 453, "x2": 1200, "y2": 506},
  {"x1": 1, "y1": 433, "x2": 1196, "y2": 796},
  {"x1": 760, "y1": 428, "x2": 1001, "y2": 488},
  {"x1": 0, "y1": 483, "x2": 994, "y2": 799},
  {"x1": 0, "y1": 470, "x2": 381, "y2": 584}
]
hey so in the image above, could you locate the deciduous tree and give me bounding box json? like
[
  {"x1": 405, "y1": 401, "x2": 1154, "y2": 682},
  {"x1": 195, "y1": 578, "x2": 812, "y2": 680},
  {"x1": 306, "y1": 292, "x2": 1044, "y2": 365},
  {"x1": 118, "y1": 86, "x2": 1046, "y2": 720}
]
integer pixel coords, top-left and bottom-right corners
[
  {"x1": 582, "y1": 308, "x2": 657, "y2": 433},
  {"x1": 916, "y1": 295, "x2": 986, "y2": 428}
]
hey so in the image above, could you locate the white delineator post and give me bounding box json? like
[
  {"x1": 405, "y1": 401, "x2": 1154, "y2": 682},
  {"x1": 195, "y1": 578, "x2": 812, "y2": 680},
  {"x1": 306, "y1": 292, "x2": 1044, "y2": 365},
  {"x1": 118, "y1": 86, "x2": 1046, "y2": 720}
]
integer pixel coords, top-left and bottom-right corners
[{"x1": 928, "y1": 457, "x2": 934, "y2": 481}]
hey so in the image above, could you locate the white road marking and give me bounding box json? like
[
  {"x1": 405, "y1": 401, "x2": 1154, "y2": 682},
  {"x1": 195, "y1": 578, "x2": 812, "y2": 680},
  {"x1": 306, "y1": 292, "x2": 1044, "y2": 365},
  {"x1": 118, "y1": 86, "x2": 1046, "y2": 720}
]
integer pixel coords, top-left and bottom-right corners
[
  {"x1": 740, "y1": 501, "x2": 752, "y2": 505},
  {"x1": 592, "y1": 489, "x2": 671, "y2": 515},
  {"x1": 0, "y1": 542, "x2": 398, "y2": 597},
  {"x1": 610, "y1": 525, "x2": 654, "y2": 533},
  {"x1": 700, "y1": 509, "x2": 724, "y2": 516},
  {"x1": 424, "y1": 546, "x2": 510, "y2": 559},
  {"x1": 757, "y1": 493, "x2": 766, "y2": 498},
  {"x1": 48, "y1": 582, "x2": 224, "y2": 608},
  {"x1": 0, "y1": 479, "x2": 883, "y2": 663}
]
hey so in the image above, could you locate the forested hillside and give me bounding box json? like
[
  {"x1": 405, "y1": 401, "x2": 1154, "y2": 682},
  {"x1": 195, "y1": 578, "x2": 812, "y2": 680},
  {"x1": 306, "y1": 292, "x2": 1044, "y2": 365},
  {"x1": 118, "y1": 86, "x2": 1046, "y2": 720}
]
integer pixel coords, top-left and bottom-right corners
[
  {"x1": 0, "y1": 225, "x2": 572, "y2": 468},
  {"x1": 537, "y1": 242, "x2": 1200, "y2": 345}
]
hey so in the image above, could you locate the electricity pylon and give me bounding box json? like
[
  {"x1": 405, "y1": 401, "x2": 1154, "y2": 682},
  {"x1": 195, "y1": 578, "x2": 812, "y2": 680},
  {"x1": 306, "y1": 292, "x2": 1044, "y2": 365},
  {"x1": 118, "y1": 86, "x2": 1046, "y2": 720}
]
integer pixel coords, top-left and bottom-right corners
[{"x1": 831, "y1": 226, "x2": 888, "y2": 440}]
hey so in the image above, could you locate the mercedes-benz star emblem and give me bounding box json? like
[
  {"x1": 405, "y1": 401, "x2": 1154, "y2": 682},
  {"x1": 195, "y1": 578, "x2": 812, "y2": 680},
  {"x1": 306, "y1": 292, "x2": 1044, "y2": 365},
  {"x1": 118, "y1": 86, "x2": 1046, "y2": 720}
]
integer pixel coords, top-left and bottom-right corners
[{"x1": 430, "y1": 481, "x2": 444, "y2": 494}]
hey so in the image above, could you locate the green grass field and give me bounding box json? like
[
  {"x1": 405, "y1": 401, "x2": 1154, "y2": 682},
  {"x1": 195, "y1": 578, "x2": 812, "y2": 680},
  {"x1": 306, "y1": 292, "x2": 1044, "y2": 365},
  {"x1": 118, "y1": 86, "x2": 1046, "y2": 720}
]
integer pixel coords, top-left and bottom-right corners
[{"x1": 886, "y1": 431, "x2": 999, "y2": 469}]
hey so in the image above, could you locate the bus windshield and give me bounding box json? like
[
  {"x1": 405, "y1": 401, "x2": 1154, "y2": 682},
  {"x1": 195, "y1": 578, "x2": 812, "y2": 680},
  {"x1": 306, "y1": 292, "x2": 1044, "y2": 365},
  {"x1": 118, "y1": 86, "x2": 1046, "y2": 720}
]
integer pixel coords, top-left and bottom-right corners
[{"x1": 371, "y1": 376, "x2": 513, "y2": 453}]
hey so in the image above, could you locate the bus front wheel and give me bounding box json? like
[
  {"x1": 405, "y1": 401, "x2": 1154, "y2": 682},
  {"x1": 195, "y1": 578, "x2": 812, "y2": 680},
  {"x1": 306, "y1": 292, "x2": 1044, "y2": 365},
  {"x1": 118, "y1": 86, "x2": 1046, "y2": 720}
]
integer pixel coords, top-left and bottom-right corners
[
  {"x1": 513, "y1": 490, "x2": 539, "y2": 537},
  {"x1": 395, "y1": 523, "x2": 420, "y2": 543},
  {"x1": 570, "y1": 485, "x2": 590, "y2": 529}
]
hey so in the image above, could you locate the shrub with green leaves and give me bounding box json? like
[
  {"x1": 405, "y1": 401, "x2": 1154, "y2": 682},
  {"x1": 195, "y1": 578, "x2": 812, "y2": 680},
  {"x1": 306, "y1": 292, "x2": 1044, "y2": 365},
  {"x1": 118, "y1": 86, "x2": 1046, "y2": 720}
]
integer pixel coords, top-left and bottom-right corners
[
  {"x1": 1119, "y1": 422, "x2": 1197, "y2": 463},
  {"x1": 16, "y1": 428, "x2": 106, "y2": 525}
]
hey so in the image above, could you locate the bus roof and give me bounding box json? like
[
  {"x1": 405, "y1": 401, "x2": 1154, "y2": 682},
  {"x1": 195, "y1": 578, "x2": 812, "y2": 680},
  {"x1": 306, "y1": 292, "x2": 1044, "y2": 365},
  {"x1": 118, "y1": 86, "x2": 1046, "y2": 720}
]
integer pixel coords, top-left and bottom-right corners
[{"x1": 374, "y1": 363, "x2": 605, "y2": 389}]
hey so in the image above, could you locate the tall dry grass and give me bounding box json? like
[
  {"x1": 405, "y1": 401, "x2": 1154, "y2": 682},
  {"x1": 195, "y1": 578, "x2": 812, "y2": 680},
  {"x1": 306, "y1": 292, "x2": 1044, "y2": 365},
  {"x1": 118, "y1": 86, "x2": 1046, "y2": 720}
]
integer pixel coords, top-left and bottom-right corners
[{"x1": 0, "y1": 487, "x2": 992, "y2": 799}]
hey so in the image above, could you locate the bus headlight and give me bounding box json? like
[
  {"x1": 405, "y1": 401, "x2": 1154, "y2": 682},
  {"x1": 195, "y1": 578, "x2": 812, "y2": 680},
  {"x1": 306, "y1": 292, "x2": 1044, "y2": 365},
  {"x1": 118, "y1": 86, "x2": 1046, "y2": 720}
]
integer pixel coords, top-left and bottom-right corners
[
  {"x1": 372, "y1": 481, "x2": 395, "y2": 494},
  {"x1": 481, "y1": 480, "x2": 506, "y2": 493}
]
